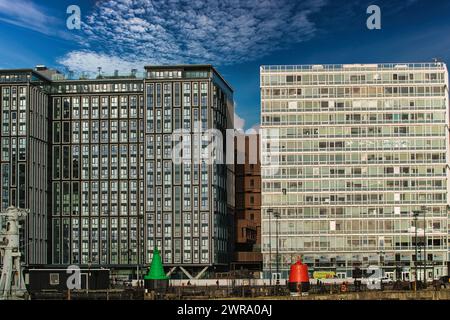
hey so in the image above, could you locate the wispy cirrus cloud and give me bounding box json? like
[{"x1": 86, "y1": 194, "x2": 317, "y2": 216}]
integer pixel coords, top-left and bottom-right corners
[
  {"x1": 0, "y1": 0, "x2": 69, "y2": 39},
  {"x1": 58, "y1": 0, "x2": 327, "y2": 73},
  {"x1": 0, "y1": 0, "x2": 55, "y2": 33}
]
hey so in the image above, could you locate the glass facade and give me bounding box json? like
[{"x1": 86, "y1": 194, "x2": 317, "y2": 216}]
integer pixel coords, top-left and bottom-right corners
[
  {"x1": 143, "y1": 66, "x2": 234, "y2": 269},
  {"x1": 50, "y1": 85, "x2": 144, "y2": 266},
  {"x1": 260, "y1": 63, "x2": 449, "y2": 279},
  {"x1": 0, "y1": 71, "x2": 50, "y2": 265},
  {"x1": 0, "y1": 66, "x2": 235, "y2": 274}
]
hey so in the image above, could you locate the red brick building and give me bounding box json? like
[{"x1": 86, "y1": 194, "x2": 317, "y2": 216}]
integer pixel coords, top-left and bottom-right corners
[{"x1": 232, "y1": 133, "x2": 262, "y2": 272}]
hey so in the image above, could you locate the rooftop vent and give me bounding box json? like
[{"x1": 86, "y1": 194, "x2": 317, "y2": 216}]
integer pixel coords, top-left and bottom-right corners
[
  {"x1": 35, "y1": 65, "x2": 48, "y2": 71},
  {"x1": 343, "y1": 64, "x2": 378, "y2": 69}
]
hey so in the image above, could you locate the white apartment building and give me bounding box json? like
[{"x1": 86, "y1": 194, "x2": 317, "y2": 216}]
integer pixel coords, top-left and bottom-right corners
[{"x1": 260, "y1": 63, "x2": 449, "y2": 281}]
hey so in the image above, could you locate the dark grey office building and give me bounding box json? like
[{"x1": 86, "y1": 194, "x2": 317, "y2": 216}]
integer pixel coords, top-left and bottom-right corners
[
  {"x1": 143, "y1": 66, "x2": 235, "y2": 278},
  {"x1": 0, "y1": 69, "x2": 50, "y2": 265}
]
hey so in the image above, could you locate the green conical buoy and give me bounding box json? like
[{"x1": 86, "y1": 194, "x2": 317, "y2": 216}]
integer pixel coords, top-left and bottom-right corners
[{"x1": 144, "y1": 247, "x2": 169, "y2": 280}]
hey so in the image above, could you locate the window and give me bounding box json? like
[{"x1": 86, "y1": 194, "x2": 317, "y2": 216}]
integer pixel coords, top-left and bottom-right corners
[
  {"x1": 63, "y1": 98, "x2": 70, "y2": 118},
  {"x1": 53, "y1": 123, "x2": 61, "y2": 143},
  {"x1": 54, "y1": 98, "x2": 61, "y2": 119},
  {"x1": 92, "y1": 97, "x2": 99, "y2": 118},
  {"x1": 82, "y1": 97, "x2": 89, "y2": 118},
  {"x1": 49, "y1": 273, "x2": 60, "y2": 285}
]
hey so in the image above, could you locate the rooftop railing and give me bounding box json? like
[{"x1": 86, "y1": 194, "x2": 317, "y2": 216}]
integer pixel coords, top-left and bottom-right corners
[{"x1": 261, "y1": 63, "x2": 447, "y2": 73}]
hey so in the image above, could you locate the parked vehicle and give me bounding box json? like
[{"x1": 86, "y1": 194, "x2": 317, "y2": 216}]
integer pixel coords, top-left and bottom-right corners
[{"x1": 435, "y1": 276, "x2": 449, "y2": 288}]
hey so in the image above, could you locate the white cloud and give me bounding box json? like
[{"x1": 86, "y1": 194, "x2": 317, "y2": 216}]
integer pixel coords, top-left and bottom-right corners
[
  {"x1": 58, "y1": 51, "x2": 146, "y2": 75},
  {"x1": 59, "y1": 0, "x2": 327, "y2": 72},
  {"x1": 249, "y1": 123, "x2": 261, "y2": 133},
  {"x1": 234, "y1": 112, "x2": 246, "y2": 131}
]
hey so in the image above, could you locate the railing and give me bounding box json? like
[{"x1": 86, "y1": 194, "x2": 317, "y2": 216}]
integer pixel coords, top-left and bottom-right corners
[{"x1": 261, "y1": 63, "x2": 446, "y2": 72}]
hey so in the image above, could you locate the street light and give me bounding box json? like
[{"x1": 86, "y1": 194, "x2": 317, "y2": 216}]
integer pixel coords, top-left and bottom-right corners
[
  {"x1": 420, "y1": 206, "x2": 428, "y2": 287},
  {"x1": 279, "y1": 188, "x2": 286, "y2": 285},
  {"x1": 273, "y1": 211, "x2": 280, "y2": 286},
  {"x1": 412, "y1": 210, "x2": 419, "y2": 291},
  {"x1": 267, "y1": 208, "x2": 273, "y2": 286},
  {"x1": 377, "y1": 250, "x2": 385, "y2": 269},
  {"x1": 377, "y1": 250, "x2": 385, "y2": 288},
  {"x1": 87, "y1": 259, "x2": 92, "y2": 294},
  {"x1": 128, "y1": 248, "x2": 133, "y2": 283}
]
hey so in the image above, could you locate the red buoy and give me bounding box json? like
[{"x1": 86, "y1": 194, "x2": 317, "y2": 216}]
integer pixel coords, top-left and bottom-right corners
[{"x1": 288, "y1": 258, "x2": 310, "y2": 294}]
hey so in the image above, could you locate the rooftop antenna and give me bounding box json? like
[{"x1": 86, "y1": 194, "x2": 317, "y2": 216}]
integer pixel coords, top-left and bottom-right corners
[
  {"x1": 63, "y1": 66, "x2": 73, "y2": 80},
  {"x1": 131, "y1": 69, "x2": 137, "y2": 78},
  {"x1": 432, "y1": 57, "x2": 442, "y2": 66},
  {"x1": 114, "y1": 70, "x2": 119, "y2": 78},
  {"x1": 97, "y1": 67, "x2": 102, "y2": 79}
]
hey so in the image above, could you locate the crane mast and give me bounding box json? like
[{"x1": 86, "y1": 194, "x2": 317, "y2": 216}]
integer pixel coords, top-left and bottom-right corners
[{"x1": 0, "y1": 206, "x2": 28, "y2": 299}]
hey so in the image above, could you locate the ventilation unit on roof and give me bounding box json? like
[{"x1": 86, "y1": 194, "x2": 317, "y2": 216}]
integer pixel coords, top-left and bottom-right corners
[{"x1": 343, "y1": 64, "x2": 377, "y2": 69}]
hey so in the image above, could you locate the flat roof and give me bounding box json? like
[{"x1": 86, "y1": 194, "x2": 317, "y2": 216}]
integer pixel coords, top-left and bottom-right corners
[
  {"x1": 145, "y1": 64, "x2": 233, "y2": 92},
  {"x1": 53, "y1": 77, "x2": 143, "y2": 83},
  {"x1": 0, "y1": 65, "x2": 234, "y2": 91},
  {"x1": 145, "y1": 64, "x2": 215, "y2": 70},
  {"x1": 260, "y1": 62, "x2": 447, "y2": 72},
  {"x1": 0, "y1": 68, "x2": 52, "y2": 82}
]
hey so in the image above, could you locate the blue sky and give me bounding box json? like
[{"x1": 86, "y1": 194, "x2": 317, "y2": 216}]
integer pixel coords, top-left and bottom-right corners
[{"x1": 0, "y1": 0, "x2": 449, "y2": 129}]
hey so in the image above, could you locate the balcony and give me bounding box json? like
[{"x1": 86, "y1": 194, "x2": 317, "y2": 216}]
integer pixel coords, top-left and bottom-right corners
[
  {"x1": 236, "y1": 219, "x2": 258, "y2": 244},
  {"x1": 234, "y1": 251, "x2": 263, "y2": 263}
]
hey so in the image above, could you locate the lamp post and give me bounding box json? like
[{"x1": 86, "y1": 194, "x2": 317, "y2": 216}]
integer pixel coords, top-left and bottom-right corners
[
  {"x1": 412, "y1": 210, "x2": 419, "y2": 291},
  {"x1": 130, "y1": 247, "x2": 139, "y2": 284},
  {"x1": 377, "y1": 250, "x2": 385, "y2": 289},
  {"x1": 136, "y1": 247, "x2": 140, "y2": 284},
  {"x1": 87, "y1": 259, "x2": 92, "y2": 294},
  {"x1": 274, "y1": 211, "x2": 280, "y2": 286},
  {"x1": 267, "y1": 208, "x2": 273, "y2": 286},
  {"x1": 377, "y1": 250, "x2": 385, "y2": 269},
  {"x1": 128, "y1": 248, "x2": 134, "y2": 285},
  {"x1": 279, "y1": 188, "x2": 286, "y2": 286},
  {"x1": 420, "y1": 206, "x2": 428, "y2": 287}
]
